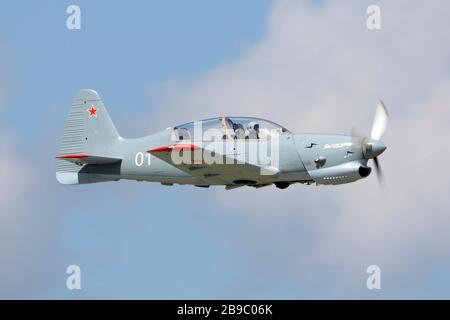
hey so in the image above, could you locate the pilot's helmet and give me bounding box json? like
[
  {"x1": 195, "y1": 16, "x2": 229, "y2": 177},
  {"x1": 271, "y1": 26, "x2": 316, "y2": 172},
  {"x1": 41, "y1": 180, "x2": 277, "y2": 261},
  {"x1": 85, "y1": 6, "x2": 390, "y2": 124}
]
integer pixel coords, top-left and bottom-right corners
[{"x1": 247, "y1": 121, "x2": 259, "y2": 130}]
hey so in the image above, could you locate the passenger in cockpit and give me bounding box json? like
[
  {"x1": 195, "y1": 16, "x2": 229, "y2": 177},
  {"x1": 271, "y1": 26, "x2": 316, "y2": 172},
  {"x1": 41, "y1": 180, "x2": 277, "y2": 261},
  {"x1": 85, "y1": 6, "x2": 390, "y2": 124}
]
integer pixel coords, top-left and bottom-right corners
[{"x1": 247, "y1": 121, "x2": 260, "y2": 139}]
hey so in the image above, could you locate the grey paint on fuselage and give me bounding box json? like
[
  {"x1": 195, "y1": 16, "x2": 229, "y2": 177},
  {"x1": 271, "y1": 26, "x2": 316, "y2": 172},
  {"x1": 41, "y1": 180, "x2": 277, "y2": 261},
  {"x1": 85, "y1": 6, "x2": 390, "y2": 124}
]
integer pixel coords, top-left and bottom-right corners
[
  {"x1": 56, "y1": 89, "x2": 388, "y2": 188},
  {"x1": 85, "y1": 130, "x2": 365, "y2": 186}
]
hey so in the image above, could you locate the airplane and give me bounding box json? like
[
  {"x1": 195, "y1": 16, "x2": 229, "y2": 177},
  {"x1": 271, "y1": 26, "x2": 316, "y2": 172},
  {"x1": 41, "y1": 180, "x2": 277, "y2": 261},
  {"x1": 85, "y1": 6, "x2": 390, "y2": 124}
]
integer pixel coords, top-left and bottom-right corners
[{"x1": 55, "y1": 89, "x2": 388, "y2": 189}]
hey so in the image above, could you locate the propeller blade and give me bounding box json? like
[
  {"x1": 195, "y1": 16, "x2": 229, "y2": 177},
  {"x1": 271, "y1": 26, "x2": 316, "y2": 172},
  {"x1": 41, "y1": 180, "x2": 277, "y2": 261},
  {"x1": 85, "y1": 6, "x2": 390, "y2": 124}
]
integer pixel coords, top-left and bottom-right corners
[
  {"x1": 371, "y1": 100, "x2": 389, "y2": 140},
  {"x1": 350, "y1": 127, "x2": 366, "y2": 153},
  {"x1": 373, "y1": 156, "x2": 384, "y2": 185}
]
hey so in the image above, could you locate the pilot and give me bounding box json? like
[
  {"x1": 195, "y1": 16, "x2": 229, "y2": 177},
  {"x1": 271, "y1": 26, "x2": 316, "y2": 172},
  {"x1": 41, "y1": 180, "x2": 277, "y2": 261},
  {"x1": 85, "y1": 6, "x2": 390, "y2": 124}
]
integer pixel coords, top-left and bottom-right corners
[
  {"x1": 232, "y1": 123, "x2": 246, "y2": 139},
  {"x1": 247, "y1": 121, "x2": 260, "y2": 139},
  {"x1": 221, "y1": 117, "x2": 235, "y2": 140}
]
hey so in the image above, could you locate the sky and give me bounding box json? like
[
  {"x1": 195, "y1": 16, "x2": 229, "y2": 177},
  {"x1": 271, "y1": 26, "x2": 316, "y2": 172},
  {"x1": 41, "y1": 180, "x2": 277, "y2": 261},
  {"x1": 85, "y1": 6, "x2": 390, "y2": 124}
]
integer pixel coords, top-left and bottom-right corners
[{"x1": 1, "y1": 0, "x2": 450, "y2": 299}]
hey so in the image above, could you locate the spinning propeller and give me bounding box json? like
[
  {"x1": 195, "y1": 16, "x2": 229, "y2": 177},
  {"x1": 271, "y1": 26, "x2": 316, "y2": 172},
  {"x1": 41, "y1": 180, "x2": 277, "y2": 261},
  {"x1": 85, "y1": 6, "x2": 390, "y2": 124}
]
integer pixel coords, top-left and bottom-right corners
[{"x1": 352, "y1": 100, "x2": 389, "y2": 184}]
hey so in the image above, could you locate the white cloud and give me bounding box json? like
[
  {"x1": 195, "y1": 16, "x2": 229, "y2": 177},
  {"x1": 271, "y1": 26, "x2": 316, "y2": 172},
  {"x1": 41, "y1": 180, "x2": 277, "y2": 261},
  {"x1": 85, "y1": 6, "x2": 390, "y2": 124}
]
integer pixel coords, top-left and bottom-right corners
[
  {"x1": 0, "y1": 130, "x2": 67, "y2": 298},
  {"x1": 0, "y1": 133, "x2": 42, "y2": 297},
  {"x1": 0, "y1": 137, "x2": 30, "y2": 207},
  {"x1": 148, "y1": 0, "x2": 450, "y2": 297},
  {"x1": 0, "y1": 40, "x2": 46, "y2": 296},
  {"x1": 0, "y1": 46, "x2": 60, "y2": 298}
]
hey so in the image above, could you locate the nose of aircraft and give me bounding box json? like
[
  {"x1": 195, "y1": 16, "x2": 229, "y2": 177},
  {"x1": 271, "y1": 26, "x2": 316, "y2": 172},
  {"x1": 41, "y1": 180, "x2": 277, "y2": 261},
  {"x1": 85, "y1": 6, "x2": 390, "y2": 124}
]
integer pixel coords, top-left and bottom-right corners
[
  {"x1": 364, "y1": 139, "x2": 387, "y2": 159},
  {"x1": 372, "y1": 140, "x2": 387, "y2": 157}
]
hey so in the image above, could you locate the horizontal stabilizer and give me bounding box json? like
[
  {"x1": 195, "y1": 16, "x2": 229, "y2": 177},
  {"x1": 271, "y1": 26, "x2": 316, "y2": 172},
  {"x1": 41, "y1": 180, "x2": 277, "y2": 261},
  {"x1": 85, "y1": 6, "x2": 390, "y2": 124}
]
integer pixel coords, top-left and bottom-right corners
[{"x1": 56, "y1": 154, "x2": 122, "y2": 165}]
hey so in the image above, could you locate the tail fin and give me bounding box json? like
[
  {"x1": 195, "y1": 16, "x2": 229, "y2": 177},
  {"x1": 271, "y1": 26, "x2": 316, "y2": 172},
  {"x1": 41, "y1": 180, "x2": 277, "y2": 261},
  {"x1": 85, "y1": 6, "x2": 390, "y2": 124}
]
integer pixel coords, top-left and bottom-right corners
[{"x1": 56, "y1": 89, "x2": 122, "y2": 185}]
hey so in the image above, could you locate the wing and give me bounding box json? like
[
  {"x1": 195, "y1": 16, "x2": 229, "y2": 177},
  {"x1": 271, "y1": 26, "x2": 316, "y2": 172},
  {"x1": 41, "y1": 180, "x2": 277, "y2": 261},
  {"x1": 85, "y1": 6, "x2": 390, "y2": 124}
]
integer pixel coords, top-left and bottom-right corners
[{"x1": 148, "y1": 143, "x2": 278, "y2": 185}]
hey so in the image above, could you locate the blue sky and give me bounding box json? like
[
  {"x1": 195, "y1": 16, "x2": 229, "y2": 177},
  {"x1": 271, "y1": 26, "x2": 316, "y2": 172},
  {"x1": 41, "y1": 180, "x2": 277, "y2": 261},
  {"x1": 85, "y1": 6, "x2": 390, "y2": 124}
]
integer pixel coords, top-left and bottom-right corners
[
  {"x1": 1, "y1": 0, "x2": 450, "y2": 299},
  {"x1": 0, "y1": 0, "x2": 270, "y2": 141},
  {"x1": 1, "y1": 0, "x2": 274, "y2": 299}
]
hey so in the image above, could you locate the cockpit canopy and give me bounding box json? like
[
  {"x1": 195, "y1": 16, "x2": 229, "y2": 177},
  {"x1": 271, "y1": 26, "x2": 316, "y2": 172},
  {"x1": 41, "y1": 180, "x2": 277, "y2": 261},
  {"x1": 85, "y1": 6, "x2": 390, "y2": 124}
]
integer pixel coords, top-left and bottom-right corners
[{"x1": 173, "y1": 117, "x2": 290, "y2": 141}]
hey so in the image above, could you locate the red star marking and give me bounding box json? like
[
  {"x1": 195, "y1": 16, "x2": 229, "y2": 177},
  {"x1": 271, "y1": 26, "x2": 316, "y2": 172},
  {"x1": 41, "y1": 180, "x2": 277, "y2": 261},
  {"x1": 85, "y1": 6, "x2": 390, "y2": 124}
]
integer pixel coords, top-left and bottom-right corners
[{"x1": 87, "y1": 105, "x2": 97, "y2": 117}]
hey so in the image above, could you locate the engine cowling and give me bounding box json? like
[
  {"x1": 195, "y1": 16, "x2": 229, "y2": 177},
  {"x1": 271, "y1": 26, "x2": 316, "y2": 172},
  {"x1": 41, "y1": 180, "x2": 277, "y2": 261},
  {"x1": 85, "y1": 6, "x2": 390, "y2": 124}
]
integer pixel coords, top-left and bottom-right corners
[{"x1": 307, "y1": 161, "x2": 371, "y2": 185}]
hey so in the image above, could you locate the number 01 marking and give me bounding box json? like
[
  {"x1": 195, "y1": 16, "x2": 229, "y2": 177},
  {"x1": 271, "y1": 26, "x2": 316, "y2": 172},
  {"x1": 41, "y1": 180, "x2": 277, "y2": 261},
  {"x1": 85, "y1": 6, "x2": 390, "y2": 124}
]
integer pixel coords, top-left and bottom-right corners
[{"x1": 135, "y1": 152, "x2": 151, "y2": 166}]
